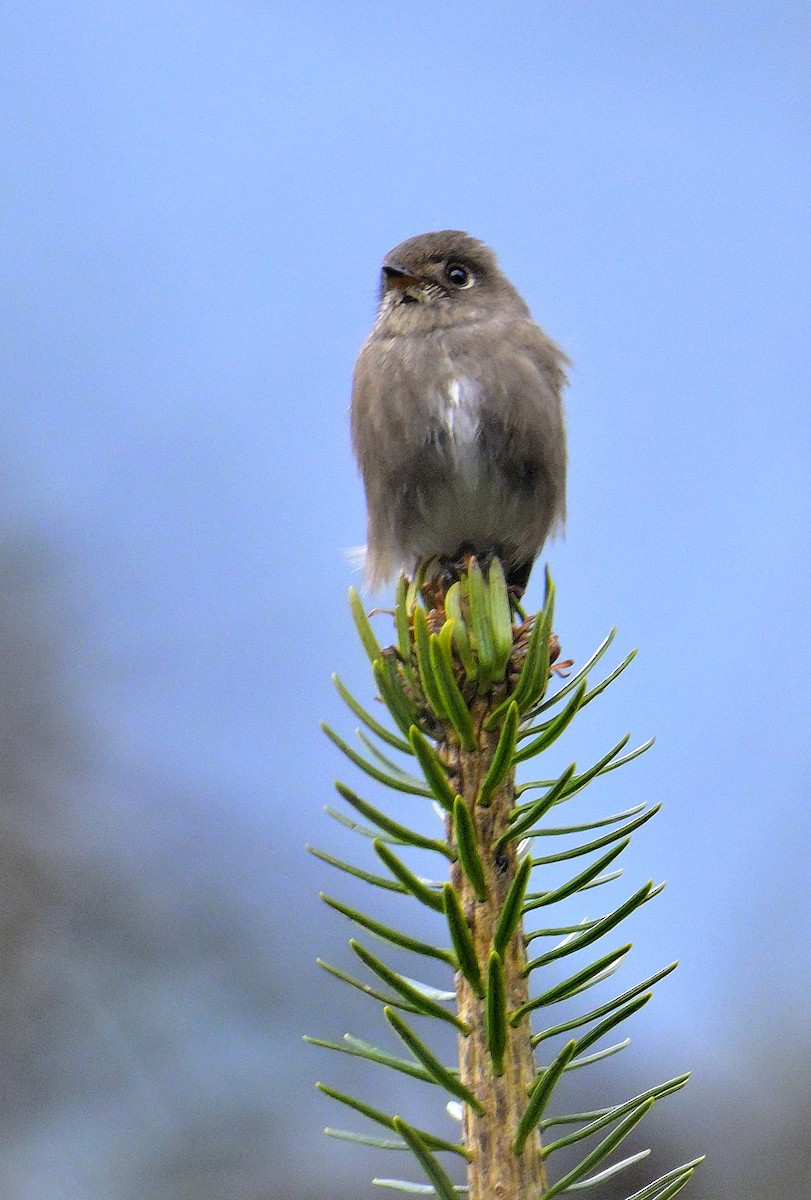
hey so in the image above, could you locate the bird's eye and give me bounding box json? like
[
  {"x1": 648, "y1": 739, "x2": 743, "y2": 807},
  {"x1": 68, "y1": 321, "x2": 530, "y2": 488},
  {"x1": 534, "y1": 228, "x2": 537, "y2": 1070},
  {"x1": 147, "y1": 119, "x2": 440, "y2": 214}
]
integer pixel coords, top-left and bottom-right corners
[{"x1": 445, "y1": 262, "x2": 474, "y2": 289}]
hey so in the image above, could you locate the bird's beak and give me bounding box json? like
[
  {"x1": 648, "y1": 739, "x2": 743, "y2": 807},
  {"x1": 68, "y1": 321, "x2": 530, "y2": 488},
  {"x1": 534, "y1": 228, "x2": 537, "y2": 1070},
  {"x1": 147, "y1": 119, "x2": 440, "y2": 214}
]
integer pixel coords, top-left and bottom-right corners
[{"x1": 382, "y1": 263, "x2": 424, "y2": 295}]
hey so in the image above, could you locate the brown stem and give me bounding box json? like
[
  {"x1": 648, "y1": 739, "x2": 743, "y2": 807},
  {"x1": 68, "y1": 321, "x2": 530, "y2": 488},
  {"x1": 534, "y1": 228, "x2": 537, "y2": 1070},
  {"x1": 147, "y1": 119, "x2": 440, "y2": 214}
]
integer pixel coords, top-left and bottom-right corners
[{"x1": 445, "y1": 702, "x2": 547, "y2": 1200}]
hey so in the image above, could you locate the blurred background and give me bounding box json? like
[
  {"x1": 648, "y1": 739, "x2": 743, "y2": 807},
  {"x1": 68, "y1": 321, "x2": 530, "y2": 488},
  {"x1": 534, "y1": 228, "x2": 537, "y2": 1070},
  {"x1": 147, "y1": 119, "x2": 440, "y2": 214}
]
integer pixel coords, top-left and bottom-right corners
[{"x1": 1, "y1": 3, "x2": 809, "y2": 1197}]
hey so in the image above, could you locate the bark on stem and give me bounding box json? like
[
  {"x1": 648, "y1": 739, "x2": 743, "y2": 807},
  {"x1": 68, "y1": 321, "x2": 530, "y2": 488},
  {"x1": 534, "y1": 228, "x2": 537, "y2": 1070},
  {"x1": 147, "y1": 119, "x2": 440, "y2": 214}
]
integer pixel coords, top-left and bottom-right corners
[{"x1": 445, "y1": 700, "x2": 547, "y2": 1200}]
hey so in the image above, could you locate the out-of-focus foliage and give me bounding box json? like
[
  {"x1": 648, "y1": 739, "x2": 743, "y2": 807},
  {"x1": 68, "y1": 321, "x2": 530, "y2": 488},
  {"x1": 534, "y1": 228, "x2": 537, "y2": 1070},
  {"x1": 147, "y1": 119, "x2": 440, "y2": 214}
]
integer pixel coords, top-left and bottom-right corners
[{"x1": 0, "y1": 534, "x2": 357, "y2": 1198}]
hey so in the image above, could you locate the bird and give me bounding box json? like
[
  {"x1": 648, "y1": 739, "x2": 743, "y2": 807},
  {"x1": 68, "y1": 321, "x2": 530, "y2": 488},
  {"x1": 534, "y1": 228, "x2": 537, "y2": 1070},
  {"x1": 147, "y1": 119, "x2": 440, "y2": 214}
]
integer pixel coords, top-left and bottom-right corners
[{"x1": 351, "y1": 230, "x2": 568, "y2": 592}]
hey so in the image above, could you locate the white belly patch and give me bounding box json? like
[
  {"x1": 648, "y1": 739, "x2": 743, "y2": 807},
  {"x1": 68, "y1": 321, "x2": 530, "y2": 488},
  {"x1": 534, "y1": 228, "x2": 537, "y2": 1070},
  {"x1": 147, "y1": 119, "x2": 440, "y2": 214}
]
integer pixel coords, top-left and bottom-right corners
[{"x1": 444, "y1": 378, "x2": 480, "y2": 466}]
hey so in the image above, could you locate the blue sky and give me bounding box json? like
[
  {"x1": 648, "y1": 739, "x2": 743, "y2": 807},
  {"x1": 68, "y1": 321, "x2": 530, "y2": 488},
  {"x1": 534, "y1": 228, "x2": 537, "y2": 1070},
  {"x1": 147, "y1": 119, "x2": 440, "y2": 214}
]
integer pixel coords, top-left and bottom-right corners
[{"x1": 2, "y1": 2, "x2": 810, "y2": 1194}]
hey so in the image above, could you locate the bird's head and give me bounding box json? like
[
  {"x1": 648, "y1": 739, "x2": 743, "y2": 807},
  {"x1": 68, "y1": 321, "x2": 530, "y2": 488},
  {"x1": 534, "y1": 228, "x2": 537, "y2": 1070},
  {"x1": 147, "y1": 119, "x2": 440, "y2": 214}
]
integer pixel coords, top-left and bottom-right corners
[{"x1": 374, "y1": 230, "x2": 528, "y2": 333}]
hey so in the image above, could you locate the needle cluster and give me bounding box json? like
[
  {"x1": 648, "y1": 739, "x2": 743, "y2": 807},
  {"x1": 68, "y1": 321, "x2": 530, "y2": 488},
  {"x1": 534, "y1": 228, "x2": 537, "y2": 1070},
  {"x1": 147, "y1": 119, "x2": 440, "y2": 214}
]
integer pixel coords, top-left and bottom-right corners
[{"x1": 308, "y1": 561, "x2": 701, "y2": 1199}]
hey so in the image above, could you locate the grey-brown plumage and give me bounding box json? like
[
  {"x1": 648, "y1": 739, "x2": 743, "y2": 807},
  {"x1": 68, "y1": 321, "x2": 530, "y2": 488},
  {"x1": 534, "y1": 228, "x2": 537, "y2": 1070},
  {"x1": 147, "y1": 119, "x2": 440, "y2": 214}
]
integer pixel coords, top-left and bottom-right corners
[{"x1": 351, "y1": 230, "x2": 568, "y2": 590}]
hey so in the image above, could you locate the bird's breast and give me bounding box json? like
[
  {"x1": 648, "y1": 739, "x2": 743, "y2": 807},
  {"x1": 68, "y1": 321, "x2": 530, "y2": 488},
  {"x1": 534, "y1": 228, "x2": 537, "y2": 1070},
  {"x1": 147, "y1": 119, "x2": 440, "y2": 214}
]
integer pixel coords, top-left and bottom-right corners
[{"x1": 432, "y1": 376, "x2": 482, "y2": 483}]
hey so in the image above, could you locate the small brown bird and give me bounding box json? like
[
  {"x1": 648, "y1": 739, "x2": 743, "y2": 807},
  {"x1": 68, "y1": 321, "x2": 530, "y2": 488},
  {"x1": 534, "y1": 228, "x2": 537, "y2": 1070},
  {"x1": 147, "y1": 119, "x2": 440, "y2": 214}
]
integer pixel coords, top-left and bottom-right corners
[{"x1": 351, "y1": 230, "x2": 568, "y2": 591}]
